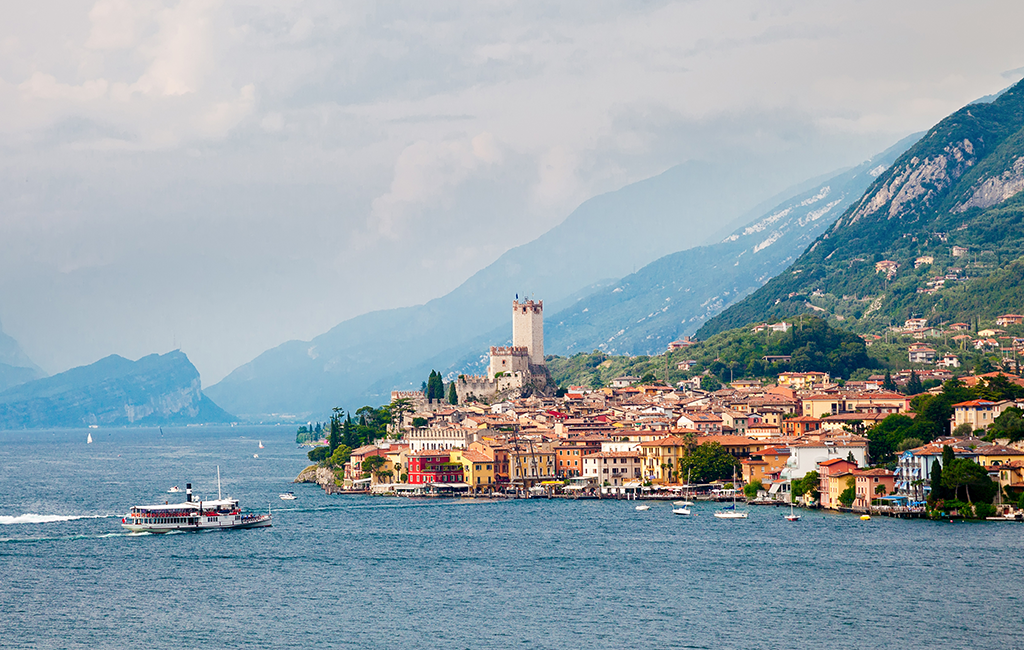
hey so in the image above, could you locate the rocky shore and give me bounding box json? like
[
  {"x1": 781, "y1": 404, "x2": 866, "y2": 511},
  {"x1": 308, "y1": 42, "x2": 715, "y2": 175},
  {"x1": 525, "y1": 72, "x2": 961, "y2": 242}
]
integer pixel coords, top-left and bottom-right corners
[{"x1": 294, "y1": 464, "x2": 346, "y2": 495}]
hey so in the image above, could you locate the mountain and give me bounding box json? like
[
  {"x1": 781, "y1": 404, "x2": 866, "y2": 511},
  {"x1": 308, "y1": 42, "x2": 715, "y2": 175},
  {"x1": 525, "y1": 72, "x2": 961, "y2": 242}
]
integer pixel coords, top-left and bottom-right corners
[
  {"x1": 698, "y1": 78, "x2": 1024, "y2": 338},
  {"x1": 0, "y1": 350, "x2": 233, "y2": 429},
  {"x1": 207, "y1": 160, "x2": 813, "y2": 418},
  {"x1": 542, "y1": 135, "x2": 920, "y2": 356},
  {"x1": 0, "y1": 318, "x2": 45, "y2": 391}
]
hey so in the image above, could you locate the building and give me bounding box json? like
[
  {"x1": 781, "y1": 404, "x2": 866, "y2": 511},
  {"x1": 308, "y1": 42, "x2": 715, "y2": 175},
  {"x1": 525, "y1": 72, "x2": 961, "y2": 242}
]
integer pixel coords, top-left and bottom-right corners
[
  {"x1": 782, "y1": 416, "x2": 822, "y2": 437},
  {"x1": 777, "y1": 372, "x2": 830, "y2": 390},
  {"x1": 450, "y1": 449, "x2": 495, "y2": 492},
  {"x1": 782, "y1": 434, "x2": 868, "y2": 481},
  {"x1": 951, "y1": 399, "x2": 1014, "y2": 431},
  {"x1": 403, "y1": 426, "x2": 476, "y2": 452},
  {"x1": 582, "y1": 451, "x2": 642, "y2": 487},
  {"x1": 639, "y1": 435, "x2": 693, "y2": 483},
  {"x1": 938, "y1": 354, "x2": 961, "y2": 368},
  {"x1": 908, "y1": 344, "x2": 936, "y2": 364},
  {"x1": 509, "y1": 448, "x2": 556, "y2": 486},
  {"x1": 853, "y1": 468, "x2": 895, "y2": 508},
  {"x1": 406, "y1": 450, "x2": 465, "y2": 485},
  {"x1": 818, "y1": 458, "x2": 859, "y2": 509},
  {"x1": 513, "y1": 299, "x2": 545, "y2": 365},
  {"x1": 555, "y1": 435, "x2": 606, "y2": 477},
  {"x1": 996, "y1": 314, "x2": 1024, "y2": 327}
]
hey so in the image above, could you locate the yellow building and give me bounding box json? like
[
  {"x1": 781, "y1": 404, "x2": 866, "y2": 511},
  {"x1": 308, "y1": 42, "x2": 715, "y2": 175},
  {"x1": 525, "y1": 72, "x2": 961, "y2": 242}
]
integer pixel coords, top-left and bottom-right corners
[
  {"x1": 450, "y1": 449, "x2": 496, "y2": 492},
  {"x1": 639, "y1": 434, "x2": 692, "y2": 484}
]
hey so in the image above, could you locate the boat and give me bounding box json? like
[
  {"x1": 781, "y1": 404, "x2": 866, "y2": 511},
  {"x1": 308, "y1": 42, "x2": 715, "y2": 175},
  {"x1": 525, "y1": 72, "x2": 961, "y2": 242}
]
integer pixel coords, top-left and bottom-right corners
[
  {"x1": 860, "y1": 514, "x2": 871, "y2": 521},
  {"x1": 87, "y1": 432, "x2": 93, "y2": 444},
  {"x1": 253, "y1": 454, "x2": 259, "y2": 459},
  {"x1": 167, "y1": 486, "x2": 181, "y2": 494},
  {"x1": 258, "y1": 441, "x2": 264, "y2": 449},
  {"x1": 279, "y1": 492, "x2": 297, "y2": 501},
  {"x1": 635, "y1": 504, "x2": 650, "y2": 511},
  {"x1": 674, "y1": 470, "x2": 695, "y2": 507},
  {"x1": 121, "y1": 468, "x2": 271, "y2": 533},
  {"x1": 714, "y1": 470, "x2": 748, "y2": 519},
  {"x1": 672, "y1": 506, "x2": 691, "y2": 516},
  {"x1": 785, "y1": 502, "x2": 801, "y2": 522}
]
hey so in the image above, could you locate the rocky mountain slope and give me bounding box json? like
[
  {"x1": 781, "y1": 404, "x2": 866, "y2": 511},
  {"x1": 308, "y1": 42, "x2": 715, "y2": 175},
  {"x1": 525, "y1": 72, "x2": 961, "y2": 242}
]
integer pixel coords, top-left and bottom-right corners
[
  {"x1": 207, "y1": 160, "x2": 810, "y2": 417},
  {"x1": 698, "y1": 78, "x2": 1024, "y2": 338},
  {"x1": 542, "y1": 135, "x2": 919, "y2": 356},
  {"x1": 0, "y1": 350, "x2": 233, "y2": 429}
]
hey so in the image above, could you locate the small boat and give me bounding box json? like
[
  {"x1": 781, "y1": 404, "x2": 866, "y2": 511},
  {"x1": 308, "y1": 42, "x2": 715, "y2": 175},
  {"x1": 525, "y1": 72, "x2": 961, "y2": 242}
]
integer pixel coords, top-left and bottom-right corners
[
  {"x1": 253, "y1": 454, "x2": 259, "y2": 459},
  {"x1": 672, "y1": 506, "x2": 691, "y2": 516},
  {"x1": 279, "y1": 492, "x2": 297, "y2": 501},
  {"x1": 258, "y1": 441, "x2": 264, "y2": 449},
  {"x1": 860, "y1": 514, "x2": 871, "y2": 521},
  {"x1": 87, "y1": 432, "x2": 93, "y2": 444},
  {"x1": 167, "y1": 486, "x2": 181, "y2": 494},
  {"x1": 714, "y1": 469, "x2": 748, "y2": 519},
  {"x1": 635, "y1": 504, "x2": 650, "y2": 511},
  {"x1": 673, "y1": 500, "x2": 694, "y2": 506},
  {"x1": 785, "y1": 502, "x2": 800, "y2": 522}
]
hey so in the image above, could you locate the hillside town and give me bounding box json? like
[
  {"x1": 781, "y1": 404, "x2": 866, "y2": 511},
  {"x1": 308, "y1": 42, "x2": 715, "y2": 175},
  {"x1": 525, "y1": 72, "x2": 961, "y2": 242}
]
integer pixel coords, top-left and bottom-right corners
[{"x1": 302, "y1": 301, "x2": 1024, "y2": 520}]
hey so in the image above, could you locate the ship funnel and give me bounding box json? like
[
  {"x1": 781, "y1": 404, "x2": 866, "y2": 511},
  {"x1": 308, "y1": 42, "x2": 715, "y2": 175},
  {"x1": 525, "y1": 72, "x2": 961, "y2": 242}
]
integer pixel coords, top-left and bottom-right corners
[{"x1": 186, "y1": 483, "x2": 193, "y2": 503}]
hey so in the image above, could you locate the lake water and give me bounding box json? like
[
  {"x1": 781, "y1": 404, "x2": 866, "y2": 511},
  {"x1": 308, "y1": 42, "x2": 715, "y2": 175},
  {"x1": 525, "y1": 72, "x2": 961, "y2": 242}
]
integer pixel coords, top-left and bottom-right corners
[{"x1": 1, "y1": 425, "x2": 1021, "y2": 649}]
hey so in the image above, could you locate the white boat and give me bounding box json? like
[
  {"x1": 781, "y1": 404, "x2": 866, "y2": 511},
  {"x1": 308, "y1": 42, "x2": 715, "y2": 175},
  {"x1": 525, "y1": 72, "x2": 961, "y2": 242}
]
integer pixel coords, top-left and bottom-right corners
[
  {"x1": 785, "y1": 502, "x2": 801, "y2": 521},
  {"x1": 167, "y1": 486, "x2": 181, "y2": 494},
  {"x1": 673, "y1": 500, "x2": 694, "y2": 506},
  {"x1": 279, "y1": 492, "x2": 297, "y2": 501},
  {"x1": 674, "y1": 470, "x2": 694, "y2": 507},
  {"x1": 258, "y1": 441, "x2": 264, "y2": 449},
  {"x1": 635, "y1": 504, "x2": 650, "y2": 511},
  {"x1": 87, "y1": 433, "x2": 93, "y2": 444},
  {"x1": 121, "y1": 468, "x2": 271, "y2": 533},
  {"x1": 714, "y1": 469, "x2": 748, "y2": 519},
  {"x1": 253, "y1": 454, "x2": 259, "y2": 459},
  {"x1": 672, "y1": 506, "x2": 691, "y2": 516}
]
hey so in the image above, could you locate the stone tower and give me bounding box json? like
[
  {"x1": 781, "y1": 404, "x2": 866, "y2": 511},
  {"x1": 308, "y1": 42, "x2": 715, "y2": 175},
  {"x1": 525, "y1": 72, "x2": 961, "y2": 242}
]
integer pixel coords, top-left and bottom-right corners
[{"x1": 512, "y1": 299, "x2": 544, "y2": 365}]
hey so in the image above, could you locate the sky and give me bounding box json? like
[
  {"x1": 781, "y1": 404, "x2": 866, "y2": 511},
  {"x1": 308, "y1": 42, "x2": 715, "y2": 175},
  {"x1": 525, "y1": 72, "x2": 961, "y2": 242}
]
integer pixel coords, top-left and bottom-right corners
[{"x1": 0, "y1": 0, "x2": 1022, "y2": 386}]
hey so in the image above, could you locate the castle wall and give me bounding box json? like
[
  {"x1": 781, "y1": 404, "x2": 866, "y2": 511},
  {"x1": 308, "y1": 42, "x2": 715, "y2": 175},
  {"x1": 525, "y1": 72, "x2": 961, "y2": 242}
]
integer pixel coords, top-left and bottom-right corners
[{"x1": 487, "y1": 346, "x2": 530, "y2": 379}]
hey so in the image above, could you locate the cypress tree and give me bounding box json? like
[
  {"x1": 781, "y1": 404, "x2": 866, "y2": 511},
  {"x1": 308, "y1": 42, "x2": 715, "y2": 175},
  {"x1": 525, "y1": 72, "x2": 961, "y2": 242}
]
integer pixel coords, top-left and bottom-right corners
[
  {"x1": 930, "y1": 458, "x2": 944, "y2": 501},
  {"x1": 328, "y1": 411, "x2": 341, "y2": 455},
  {"x1": 447, "y1": 381, "x2": 458, "y2": 405},
  {"x1": 905, "y1": 371, "x2": 923, "y2": 395},
  {"x1": 882, "y1": 370, "x2": 896, "y2": 392}
]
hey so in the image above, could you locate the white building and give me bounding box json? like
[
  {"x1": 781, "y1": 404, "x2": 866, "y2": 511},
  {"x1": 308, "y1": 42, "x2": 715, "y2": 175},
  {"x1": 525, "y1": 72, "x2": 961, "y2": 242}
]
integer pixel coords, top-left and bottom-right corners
[
  {"x1": 781, "y1": 436, "x2": 869, "y2": 481},
  {"x1": 582, "y1": 451, "x2": 642, "y2": 486},
  {"x1": 403, "y1": 426, "x2": 476, "y2": 452}
]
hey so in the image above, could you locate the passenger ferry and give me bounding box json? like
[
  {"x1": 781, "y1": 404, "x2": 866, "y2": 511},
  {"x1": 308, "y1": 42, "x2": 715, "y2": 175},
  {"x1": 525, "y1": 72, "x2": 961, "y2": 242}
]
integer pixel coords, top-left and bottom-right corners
[{"x1": 121, "y1": 473, "x2": 271, "y2": 533}]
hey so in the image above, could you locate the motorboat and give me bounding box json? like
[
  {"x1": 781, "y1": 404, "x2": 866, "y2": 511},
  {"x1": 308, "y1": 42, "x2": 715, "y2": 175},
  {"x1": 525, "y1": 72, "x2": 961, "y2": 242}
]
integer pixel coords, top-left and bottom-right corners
[
  {"x1": 635, "y1": 504, "x2": 650, "y2": 511},
  {"x1": 167, "y1": 486, "x2": 181, "y2": 494},
  {"x1": 279, "y1": 492, "x2": 297, "y2": 501}
]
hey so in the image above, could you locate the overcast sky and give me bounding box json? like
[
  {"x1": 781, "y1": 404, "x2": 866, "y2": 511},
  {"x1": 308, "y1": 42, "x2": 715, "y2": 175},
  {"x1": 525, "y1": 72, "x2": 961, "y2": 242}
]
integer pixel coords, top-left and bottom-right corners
[{"x1": 0, "y1": 0, "x2": 1021, "y2": 385}]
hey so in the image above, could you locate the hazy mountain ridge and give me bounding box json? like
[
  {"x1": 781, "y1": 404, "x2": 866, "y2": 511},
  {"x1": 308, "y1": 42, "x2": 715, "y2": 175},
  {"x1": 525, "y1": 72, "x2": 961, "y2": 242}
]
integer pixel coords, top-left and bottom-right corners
[
  {"x1": 207, "y1": 160, "x2": 800, "y2": 417},
  {"x1": 698, "y1": 78, "x2": 1024, "y2": 338},
  {"x1": 0, "y1": 318, "x2": 45, "y2": 391},
  {"x1": 0, "y1": 350, "x2": 233, "y2": 429},
  {"x1": 542, "y1": 135, "x2": 919, "y2": 357}
]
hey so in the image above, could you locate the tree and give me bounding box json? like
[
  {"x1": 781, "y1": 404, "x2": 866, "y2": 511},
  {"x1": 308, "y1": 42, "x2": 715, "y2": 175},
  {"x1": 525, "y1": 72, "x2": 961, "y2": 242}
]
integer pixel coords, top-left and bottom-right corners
[
  {"x1": 677, "y1": 441, "x2": 738, "y2": 483},
  {"x1": 792, "y1": 470, "x2": 820, "y2": 502},
  {"x1": 328, "y1": 444, "x2": 352, "y2": 468},
  {"x1": 425, "y1": 370, "x2": 445, "y2": 402},
  {"x1": 942, "y1": 458, "x2": 996, "y2": 504},
  {"x1": 929, "y1": 459, "x2": 946, "y2": 503},
  {"x1": 447, "y1": 381, "x2": 458, "y2": 405},
  {"x1": 874, "y1": 483, "x2": 887, "y2": 498},
  {"x1": 743, "y1": 479, "x2": 764, "y2": 499},
  {"x1": 361, "y1": 455, "x2": 387, "y2": 477},
  {"x1": 905, "y1": 371, "x2": 923, "y2": 396},
  {"x1": 328, "y1": 407, "x2": 344, "y2": 455},
  {"x1": 838, "y1": 477, "x2": 856, "y2": 507},
  {"x1": 700, "y1": 375, "x2": 722, "y2": 392},
  {"x1": 307, "y1": 446, "x2": 330, "y2": 463},
  {"x1": 387, "y1": 397, "x2": 414, "y2": 436},
  {"x1": 882, "y1": 370, "x2": 897, "y2": 392},
  {"x1": 985, "y1": 406, "x2": 1024, "y2": 443},
  {"x1": 952, "y1": 423, "x2": 974, "y2": 438},
  {"x1": 411, "y1": 417, "x2": 428, "y2": 428}
]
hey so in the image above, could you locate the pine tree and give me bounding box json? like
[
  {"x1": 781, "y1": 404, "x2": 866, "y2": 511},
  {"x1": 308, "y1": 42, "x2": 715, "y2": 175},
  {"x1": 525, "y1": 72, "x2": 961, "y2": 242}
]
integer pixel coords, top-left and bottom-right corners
[
  {"x1": 328, "y1": 408, "x2": 343, "y2": 454},
  {"x1": 882, "y1": 370, "x2": 896, "y2": 392}
]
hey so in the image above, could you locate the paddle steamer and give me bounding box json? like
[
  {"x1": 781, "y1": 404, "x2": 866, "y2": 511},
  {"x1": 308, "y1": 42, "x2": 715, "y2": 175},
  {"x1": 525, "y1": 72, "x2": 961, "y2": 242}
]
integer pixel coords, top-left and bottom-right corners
[{"x1": 122, "y1": 478, "x2": 271, "y2": 533}]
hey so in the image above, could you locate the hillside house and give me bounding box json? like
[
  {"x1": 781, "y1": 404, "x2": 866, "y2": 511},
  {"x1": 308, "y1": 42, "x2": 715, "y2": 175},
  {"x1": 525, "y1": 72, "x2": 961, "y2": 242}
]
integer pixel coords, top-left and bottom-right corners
[{"x1": 997, "y1": 314, "x2": 1024, "y2": 326}]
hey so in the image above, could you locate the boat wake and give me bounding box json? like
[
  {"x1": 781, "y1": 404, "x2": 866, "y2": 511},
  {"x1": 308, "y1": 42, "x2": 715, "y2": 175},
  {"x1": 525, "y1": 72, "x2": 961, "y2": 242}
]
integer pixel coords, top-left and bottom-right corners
[{"x1": 0, "y1": 513, "x2": 118, "y2": 526}]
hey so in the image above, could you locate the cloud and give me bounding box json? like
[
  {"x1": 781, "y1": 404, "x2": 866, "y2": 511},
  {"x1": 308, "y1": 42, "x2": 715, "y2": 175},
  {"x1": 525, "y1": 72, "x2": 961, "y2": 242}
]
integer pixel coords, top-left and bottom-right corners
[{"x1": 370, "y1": 132, "x2": 504, "y2": 238}]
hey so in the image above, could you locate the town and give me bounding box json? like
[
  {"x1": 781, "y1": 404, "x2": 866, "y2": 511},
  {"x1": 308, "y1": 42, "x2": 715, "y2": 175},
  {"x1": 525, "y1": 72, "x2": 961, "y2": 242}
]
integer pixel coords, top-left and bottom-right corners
[{"x1": 297, "y1": 299, "x2": 1024, "y2": 521}]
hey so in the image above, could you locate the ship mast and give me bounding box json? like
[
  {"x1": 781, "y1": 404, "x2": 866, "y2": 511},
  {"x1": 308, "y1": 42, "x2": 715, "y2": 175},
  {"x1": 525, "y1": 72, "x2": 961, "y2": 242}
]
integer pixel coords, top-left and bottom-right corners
[{"x1": 217, "y1": 465, "x2": 222, "y2": 500}]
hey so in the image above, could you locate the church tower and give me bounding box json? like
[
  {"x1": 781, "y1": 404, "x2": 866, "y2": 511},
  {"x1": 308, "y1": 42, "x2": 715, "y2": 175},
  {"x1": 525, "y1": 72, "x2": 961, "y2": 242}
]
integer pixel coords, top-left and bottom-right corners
[{"x1": 512, "y1": 299, "x2": 544, "y2": 366}]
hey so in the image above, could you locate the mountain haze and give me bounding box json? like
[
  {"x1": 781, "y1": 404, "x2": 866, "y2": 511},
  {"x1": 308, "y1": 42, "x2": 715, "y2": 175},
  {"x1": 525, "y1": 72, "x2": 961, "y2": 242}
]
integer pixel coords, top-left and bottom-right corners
[
  {"x1": 699, "y1": 78, "x2": 1024, "y2": 338},
  {"x1": 0, "y1": 318, "x2": 45, "y2": 391},
  {"x1": 207, "y1": 160, "x2": 815, "y2": 417},
  {"x1": 543, "y1": 135, "x2": 920, "y2": 357}
]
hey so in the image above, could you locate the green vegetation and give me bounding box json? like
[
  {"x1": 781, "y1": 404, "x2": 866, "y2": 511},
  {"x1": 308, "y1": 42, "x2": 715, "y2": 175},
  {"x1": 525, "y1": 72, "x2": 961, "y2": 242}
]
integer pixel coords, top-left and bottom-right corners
[
  {"x1": 295, "y1": 422, "x2": 324, "y2": 444},
  {"x1": 838, "y1": 476, "x2": 856, "y2": 508},
  {"x1": 305, "y1": 397, "x2": 413, "y2": 466},
  {"x1": 676, "y1": 441, "x2": 739, "y2": 483},
  {"x1": 743, "y1": 479, "x2": 763, "y2": 499},
  {"x1": 549, "y1": 316, "x2": 869, "y2": 389},
  {"x1": 447, "y1": 381, "x2": 458, "y2": 405},
  {"x1": 425, "y1": 370, "x2": 445, "y2": 401},
  {"x1": 698, "y1": 78, "x2": 1024, "y2": 339},
  {"x1": 985, "y1": 406, "x2": 1024, "y2": 442},
  {"x1": 792, "y1": 471, "x2": 820, "y2": 503}
]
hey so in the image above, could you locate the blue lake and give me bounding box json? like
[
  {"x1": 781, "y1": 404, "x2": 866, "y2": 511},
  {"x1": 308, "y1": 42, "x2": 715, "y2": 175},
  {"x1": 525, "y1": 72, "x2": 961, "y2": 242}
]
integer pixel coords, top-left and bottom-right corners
[{"x1": 1, "y1": 426, "x2": 1021, "y2": 649}]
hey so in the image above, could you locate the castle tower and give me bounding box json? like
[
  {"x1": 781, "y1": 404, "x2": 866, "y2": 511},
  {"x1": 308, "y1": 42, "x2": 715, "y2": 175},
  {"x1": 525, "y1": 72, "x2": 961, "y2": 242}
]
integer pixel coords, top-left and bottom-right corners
[{"x1": 512, "y1": 299, "x2": 544, "y2": 365}]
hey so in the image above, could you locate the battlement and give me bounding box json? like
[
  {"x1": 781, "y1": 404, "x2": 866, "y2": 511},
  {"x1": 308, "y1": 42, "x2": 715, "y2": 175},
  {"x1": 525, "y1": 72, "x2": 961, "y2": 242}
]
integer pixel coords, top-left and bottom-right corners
[
  {"x1": 490, "y1": 346, "x2": 529, "y2": 357},
  {"x1": 513, "y1": 299, "x2": 543, "y2": 314}
]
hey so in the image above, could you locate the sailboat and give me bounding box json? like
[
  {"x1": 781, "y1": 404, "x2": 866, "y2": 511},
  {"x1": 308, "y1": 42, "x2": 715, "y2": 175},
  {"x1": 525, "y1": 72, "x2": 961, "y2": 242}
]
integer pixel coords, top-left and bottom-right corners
[
  {"x1": 785, "y1": 501, "x2": 801, "y2": 521},
  {"x1": 87, "y1": 432, "x2": 93, "y2": 444},
  {"x1": 258, "y1": 440, "x2": 264, "y2": 449},
  {"x1": 673, "y1": 469, "x2": 693, "y2": 515},
  {"x1": 714, "y1": 469, "x2": 748, "y2": 519}
]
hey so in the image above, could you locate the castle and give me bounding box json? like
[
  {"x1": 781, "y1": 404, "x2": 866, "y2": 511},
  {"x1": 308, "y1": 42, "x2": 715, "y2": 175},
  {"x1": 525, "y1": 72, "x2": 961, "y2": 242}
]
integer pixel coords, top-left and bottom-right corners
[{"x1": 457, "y1": 299, "x2": 550, "y2": 404}]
